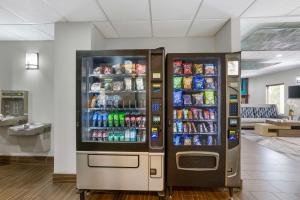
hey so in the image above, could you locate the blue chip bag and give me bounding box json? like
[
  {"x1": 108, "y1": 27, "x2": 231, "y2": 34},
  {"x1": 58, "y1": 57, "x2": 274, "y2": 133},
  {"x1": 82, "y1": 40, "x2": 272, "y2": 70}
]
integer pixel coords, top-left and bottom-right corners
[
  {"x1": 173, "y1": 91, "x2": 183, "y2": 106},
  {"x1": 193, "y1": 76, "x2": 204, "y2": 90}
]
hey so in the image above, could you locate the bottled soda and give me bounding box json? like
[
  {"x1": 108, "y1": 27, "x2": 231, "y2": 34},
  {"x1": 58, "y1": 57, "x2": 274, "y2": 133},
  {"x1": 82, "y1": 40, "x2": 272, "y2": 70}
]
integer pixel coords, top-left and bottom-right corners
[
  {"x1": 207, "y1": 135, "x2": 213, "y2": 145},
  {"x1": 108, "y1": 113, "x2": 114, "y2": 127},
  {"x1": 102, "y1": 112, "x2": 108, "y2": 127},
  {"x1": 119, "y1": 112, "x2": 125, "y2": 127},
  {"x1": 114, "y1": 112, "x2": 119, "y2": 127},
  {"x1": 119, "y1": 131, "x2": 125, "y2": 141},
  {"x1": 130, "y1": 129, "x2": 137, "y2": 142},
  {"x1": 125, "y1": 129, "x2": 130, "y2": 141},
  {"x1": 102, "y1": 131, "x2": 108, "y2": 142}
]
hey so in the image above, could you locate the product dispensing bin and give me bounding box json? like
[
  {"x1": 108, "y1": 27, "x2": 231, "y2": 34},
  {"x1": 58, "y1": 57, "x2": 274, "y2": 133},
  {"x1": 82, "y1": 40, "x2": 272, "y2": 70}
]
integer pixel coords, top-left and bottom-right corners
[{"x1": 0, "y1": 90, "x2": 28, "y2": 127}]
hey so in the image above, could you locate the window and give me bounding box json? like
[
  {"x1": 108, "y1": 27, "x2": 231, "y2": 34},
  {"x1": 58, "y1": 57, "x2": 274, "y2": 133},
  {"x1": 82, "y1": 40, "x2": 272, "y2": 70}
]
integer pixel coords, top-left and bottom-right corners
[{"x1": 266, "y1": 84, "x2": 284, "y2": 114}]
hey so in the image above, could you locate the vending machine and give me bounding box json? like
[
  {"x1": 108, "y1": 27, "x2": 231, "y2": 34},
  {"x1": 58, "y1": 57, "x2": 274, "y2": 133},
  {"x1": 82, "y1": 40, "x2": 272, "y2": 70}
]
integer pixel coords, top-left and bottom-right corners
[
  {"x1": 76, "y1": 48, "x2": 165, "y2": 200},
  {"x1": 166, "y1": 53, "x2": 241, "y2": 196}
]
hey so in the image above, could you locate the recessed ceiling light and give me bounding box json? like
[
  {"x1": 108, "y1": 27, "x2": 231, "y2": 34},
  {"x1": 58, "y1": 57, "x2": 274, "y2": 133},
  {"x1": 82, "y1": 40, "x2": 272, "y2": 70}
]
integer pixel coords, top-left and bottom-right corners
[{"x1": 276, "y1": 54, "x2": 283, "y2": 58}]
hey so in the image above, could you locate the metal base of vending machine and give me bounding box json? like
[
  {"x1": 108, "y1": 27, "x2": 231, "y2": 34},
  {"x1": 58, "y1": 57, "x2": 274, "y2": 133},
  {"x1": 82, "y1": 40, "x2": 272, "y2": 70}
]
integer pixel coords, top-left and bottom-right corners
[{"x1": 77, "y1": 151, "x2": 165, "y2": 200}]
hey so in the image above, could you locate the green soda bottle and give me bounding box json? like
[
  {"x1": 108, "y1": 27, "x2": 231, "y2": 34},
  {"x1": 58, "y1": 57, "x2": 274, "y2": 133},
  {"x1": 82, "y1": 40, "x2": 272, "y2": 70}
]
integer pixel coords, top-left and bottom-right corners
[
  {"x1": 114, "y1": 112, "x2": 119, "y2": 127},
  {"x1": 119, "y1": 112, "x2": 125, "y2": 127},
  {"x1": 108, "y1": 112, "x2": 114, "y2": 127}
]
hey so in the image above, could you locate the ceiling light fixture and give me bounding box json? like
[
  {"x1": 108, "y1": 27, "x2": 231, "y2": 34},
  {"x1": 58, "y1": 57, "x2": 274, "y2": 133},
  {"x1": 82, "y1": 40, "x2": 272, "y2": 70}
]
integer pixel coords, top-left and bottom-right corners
[
  {"x1": 276, "y1": 54, "x2": 283, "y2": 58},
  {"x1": 25, "y1": 52, "x2": 39, "y2": 70}
]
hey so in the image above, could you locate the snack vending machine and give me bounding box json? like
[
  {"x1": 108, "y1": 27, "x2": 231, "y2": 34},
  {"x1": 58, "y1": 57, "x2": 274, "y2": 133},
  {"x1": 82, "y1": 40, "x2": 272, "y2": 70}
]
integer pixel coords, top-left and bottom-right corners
[
  {"x1": 166, "y1": 53, "x2": 241, "y2": 195},
  {"x1": 76, "y1": 49, "x2": 165, "y2": 200}
]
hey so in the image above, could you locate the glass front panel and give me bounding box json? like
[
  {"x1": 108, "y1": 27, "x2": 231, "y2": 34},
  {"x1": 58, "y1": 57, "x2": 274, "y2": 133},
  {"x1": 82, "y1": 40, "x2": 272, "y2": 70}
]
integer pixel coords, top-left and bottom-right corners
[
  {"x1": 172, "y1": 57, "x2": 220, "y2": 146},
  {"x1": 81, "y1": 56, "x2": 147, "y2": 143}
]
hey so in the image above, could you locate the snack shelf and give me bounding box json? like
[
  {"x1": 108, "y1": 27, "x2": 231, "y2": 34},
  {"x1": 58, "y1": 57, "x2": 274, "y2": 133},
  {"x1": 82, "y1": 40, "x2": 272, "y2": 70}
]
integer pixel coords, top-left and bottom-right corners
[
  {"x1": 173, "y1": 74, "x2": 217, "y2": 77},
  {"x1": 89, "y1": 127, "x2": 146, "y2": 130},
  {"x1": 89, "y1": 73, "x2": 146, "y2": 78},
  {"x1": 173, "y1": 132, "x2": 217, "y2": 135},
  {"x1": 89, "y1": 90, "x2": 146, "y2": 94},
  {"x1": 173, "y1": 105, "x2": 217, "y2": 108},
  {"x1": 173, "y1": 119, "x2": 216, "y2": 122},
  {"x1": 174, "y1": 89, "x2": 217, "y2": 92},
  {"x1": 88, "y1": 108, "x2": 146, "y2": 111}
]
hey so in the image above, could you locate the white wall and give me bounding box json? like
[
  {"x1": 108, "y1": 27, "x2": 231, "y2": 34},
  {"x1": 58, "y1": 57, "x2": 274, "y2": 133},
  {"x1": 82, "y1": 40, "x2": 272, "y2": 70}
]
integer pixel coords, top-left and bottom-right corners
[
  {"x1": 248, "y1": 67, "x2": 300, "y2": 116},
  {"x1": 0, "y1": 41, "x2": 54, "y2": 156},
  {"x1": 91, "y1": 25, "x2": 105, "y2": 50},
  {"x1": 54, "y1": 22, "x2": 93, "y2": 174},
  {"x1": 215, "y1": 18, "x2": 241, "y2": 52},
  {"x1": 102, "y1": 37, "x2": 215, "y2": 53},
  {"x1": 0, "y1": 45, "x2": 12, "y2": 89}
]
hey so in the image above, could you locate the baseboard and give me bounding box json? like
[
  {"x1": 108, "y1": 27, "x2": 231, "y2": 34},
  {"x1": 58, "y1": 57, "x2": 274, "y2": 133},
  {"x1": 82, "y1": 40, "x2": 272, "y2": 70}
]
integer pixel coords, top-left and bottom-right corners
[
  {"x1": 0, "y1": 156, "x2": 53, "y2": 165},
  {"x1": 52, "y1": 173, "x2": 76, "y2": 183}
]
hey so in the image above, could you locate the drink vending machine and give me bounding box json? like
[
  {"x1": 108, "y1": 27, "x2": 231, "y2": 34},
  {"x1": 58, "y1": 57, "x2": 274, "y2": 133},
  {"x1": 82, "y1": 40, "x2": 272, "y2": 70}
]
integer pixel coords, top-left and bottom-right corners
[
  {"x1": 165, "y1": 53, "x2": 241, "y2": 197},
  {"x1": 76, "y1": 48, "x2": 165, "y2": 200}
]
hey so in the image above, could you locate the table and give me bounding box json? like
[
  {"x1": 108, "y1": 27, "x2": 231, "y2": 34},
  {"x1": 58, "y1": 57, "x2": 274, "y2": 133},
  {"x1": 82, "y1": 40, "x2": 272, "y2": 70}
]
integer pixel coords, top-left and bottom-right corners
[
  {"x1": 254, "y1": 120, "x2": 300, "y2": 137},
  {"x1": 266, "y1": 119, "x2": 300, "y2": 137}
]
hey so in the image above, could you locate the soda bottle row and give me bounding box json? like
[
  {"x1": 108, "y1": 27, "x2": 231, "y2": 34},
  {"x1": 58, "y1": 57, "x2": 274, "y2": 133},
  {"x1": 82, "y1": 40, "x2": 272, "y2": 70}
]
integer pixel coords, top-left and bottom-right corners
[
  {"x1": 90, "y1": 129, "x2": 146, "y2": 142},
  {"x1": 173, "y1": 121, "x2": 217, "y2": 133},
  {"x1": 173, "y1": 134, "x2": 217, "y2": 146},
  {"x1": 91, "y1": 111, "x2": 146, "y2": 128}
]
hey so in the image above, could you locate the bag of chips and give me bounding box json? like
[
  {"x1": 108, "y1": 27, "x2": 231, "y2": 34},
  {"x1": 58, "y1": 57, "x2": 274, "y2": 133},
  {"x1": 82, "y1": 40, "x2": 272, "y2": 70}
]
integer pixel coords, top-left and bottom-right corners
[
  {"x1": 136, "y1": 77, "x2": 144, "y2": 90},
  {"x1": 204, "y1": 64, "x2": 215, "y2": 75},
  {"x1": 173, "y1": 77, "x2": 183, "y2": 89},
  {"x1": 188, "y1": 110, "x2": 193, "y2": 120},
  {"x1": 191, "y1": 108, "x2": 198, "y2": 120},
  {"x1": 113, "y1": 81, "x2": 124, "y2": 91},
  {"x1": 193, "y1": 76, "x2": 204, "y2": 90},
  {"x1": 124, "y1": 78, "x2": 132, "y2": 91},
  {"x1": 203, "y1": 109, "x2": 210, "y2": 120},
  {"x1": 135, "y1": 64, "x2": 146, "y2": 75},
  {"x1": 183, "y1": 76, "x2": 193, "y2": 89},
  {"x1": 205, "y1": 91, "x2": 215, "y2": 105},
  {"x1": 205, "y1": 78, "x2": 215, "y2": 89},
  {"x1": 183, "y1": 94, "x2": 192, "y2": 105},
  {"x1": 173, "y1": 60, "x2": 183, "y2": 74},
  {"x1": 103, "y1": 65, "x2": 113, "y2": 74},
  {"x1": 112, "y1": 64, "x2": 124, "y2": 74},
  {"x1": 124, "y1": 60, "x2": 133, "y2": 74},
  {"x1": 173, "y1": 91, "x2": 183, "y2": 106},
  {"x1": 91, "y1": 82, "x2": 101, "y2": 92},
  {"x1": 194, "y1": 64, "x2": 204, "y2": 75},
  {"x1": 177, "y1": 121, "x2": 183, "y2": 133},
  {"x1": 183, "y1": 63, "x2": 193, "y2": 74},
  {"x1": 183, "y1": 109, "x2": 188, "y2": 120},
  {"x1": 103, "y1": 79, "x2": 113, "y2": 91},
  {"x1": 209, "y1": 108, "x2": 216, "y2": 120},
  {"x1": 177, "y1": 109, "x2": 183, "y2": 120},
  {"x1": 192, "y1": 93, "x2": 204, "y2": 105},
  {"x1": 198, "y1": 109, "x2": 204, "y2": 120}
]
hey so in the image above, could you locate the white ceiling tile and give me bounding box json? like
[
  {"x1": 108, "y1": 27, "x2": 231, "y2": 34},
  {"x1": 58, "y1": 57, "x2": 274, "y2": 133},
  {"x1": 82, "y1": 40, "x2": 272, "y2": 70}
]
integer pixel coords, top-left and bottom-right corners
[
  {"x1": 153, "y1": 20, "x2": 191, "y2": 37},
  {"x1": 151, "y1": 0, "x2": 201, "y2": 20},
  {"x1": 0, "y1": 0, "x2": 63, "y2": 23},
  {"x1": 98, "y1": 0, "x2": 149, "y2": 21},
  {"x1": 43, "y1": 0, "x2": 106, "y2": 21},
  {"x1": 112, "y1": 21, "x2": 151, "y2": 38},
  {"x1": 197, "y1": 0, "x2": 255, "y2": 18},
  {"x1": 188, "y1": 19, "x2": 227, "y2": 37},
  {"x1": 289, "y1": 6, "x2": 300, "y2": 16},
  {"x1": 0, "y1": 7, "x2": 24, "y2": 24},
  {"x1": 94, "y1": 22, "x2": 118, "y2": 38},
  {"x1": 242, "y1": 0, "x2": 300, "y2": 17}
]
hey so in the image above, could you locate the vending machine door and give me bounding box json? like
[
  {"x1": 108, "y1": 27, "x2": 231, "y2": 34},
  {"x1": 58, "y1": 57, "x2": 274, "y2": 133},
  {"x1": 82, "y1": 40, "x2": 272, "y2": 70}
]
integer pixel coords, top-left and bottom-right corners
[
  {"x1": 76, "y1": 50, "x2": 150, "y2": 152},
  {"x1": 166, "y1": 53, "x2": 227, "y2": 187}
]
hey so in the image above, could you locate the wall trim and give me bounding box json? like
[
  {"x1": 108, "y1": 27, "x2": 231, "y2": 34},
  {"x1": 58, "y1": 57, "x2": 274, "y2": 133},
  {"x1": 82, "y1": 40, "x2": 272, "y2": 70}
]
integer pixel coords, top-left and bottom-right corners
[
  {"x1": 52, "y1": 174, "x2": 76, "y2": 183},
  {"x1": 0, "y1": 156, "x2": 53, "y2": 165}
]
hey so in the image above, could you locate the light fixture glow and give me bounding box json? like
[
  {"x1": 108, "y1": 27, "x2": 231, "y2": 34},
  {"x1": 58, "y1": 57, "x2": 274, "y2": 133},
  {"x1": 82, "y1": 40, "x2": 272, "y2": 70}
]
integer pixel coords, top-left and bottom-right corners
[
  {"x1": 296, "y1": 75, "x2": 300, "y2": 84},
  {"x1": 276, "y1": 54, "x2": 283, "y2": 58},
  {"x1": 25, "y1": 52, "x2": 39, "y2": 70}
]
